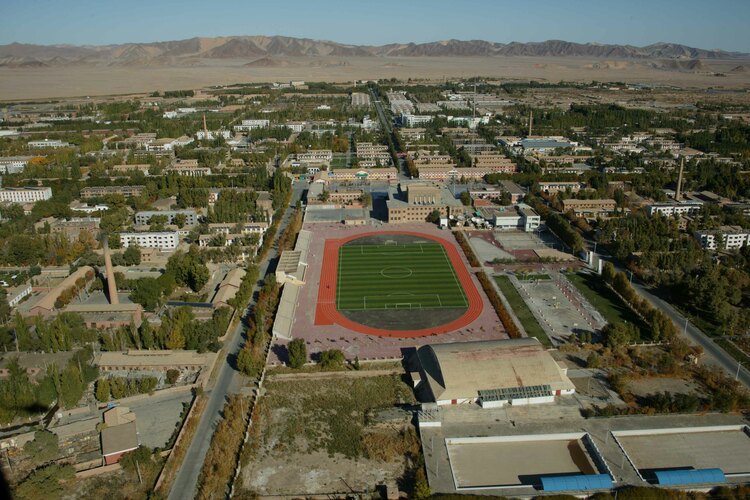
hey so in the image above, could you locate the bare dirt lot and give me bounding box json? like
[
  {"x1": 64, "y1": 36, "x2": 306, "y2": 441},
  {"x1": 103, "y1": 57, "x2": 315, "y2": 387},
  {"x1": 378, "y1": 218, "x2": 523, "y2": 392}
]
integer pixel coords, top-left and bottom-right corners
[
  {"x1": 2, "y1": 56, "x2": 750, "y2": 100},
  {"x1": 238, "y1": 373, "x2": 419, "y2": 497}
]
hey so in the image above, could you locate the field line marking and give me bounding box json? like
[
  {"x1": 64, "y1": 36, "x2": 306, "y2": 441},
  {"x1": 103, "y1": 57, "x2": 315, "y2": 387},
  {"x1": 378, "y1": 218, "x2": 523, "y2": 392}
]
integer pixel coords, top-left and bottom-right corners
[
  {"x1": 440, "y1": 246, "x2": 469, "y2": 307},
  {"x1": 337, "y1": 246, "x2": 342, "y2": 310}
]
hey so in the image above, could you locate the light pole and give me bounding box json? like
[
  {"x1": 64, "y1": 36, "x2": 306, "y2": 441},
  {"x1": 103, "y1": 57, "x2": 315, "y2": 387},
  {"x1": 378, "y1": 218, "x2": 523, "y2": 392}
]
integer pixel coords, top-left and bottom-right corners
[
  {"x1": 683, "y1": 317, "x2": 688, "y2": 335},
  {"x1": 736, "y1": 361, "x2": 743, "y2": 382}
]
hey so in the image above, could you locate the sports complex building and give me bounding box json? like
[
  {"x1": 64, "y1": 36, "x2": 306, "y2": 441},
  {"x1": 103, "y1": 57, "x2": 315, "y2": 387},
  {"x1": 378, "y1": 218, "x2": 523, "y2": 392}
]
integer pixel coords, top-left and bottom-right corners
[{"x1": 415, "y1": 338, "x2": 575, "y2": 406}]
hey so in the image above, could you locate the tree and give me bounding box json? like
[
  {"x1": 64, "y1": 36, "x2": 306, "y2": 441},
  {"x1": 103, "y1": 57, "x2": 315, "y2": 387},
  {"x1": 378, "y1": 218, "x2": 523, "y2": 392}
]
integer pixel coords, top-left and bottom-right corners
[
  {"x1": 148, "y1": 214, "x2": 168, "y2": 231},
  {"x1": 123, "y1": 244, "x2": 141, "y2": 266},
  {"x1": 287, "y1": 338, "x2": 307, "y2": 369},
  {"x1": 166, "y1": 369, "x2": 180, "y2": 385},
  {"x1": 459, "y1": 190, "x2": 472, "y2": 206},
  {"x1": 173, "y1": 213, "x2": 187, "y2": 229},
  {"x1": 426, "y1": 210, "x2": 441, "y2": 224},
  {"x1": 237, "y1": 346, "x2": 264, "y2": 378},
  {"x1": 59, "y1": 363, "x2": 84, "y2": 409},
  {"x1": 130, "y1": 278, "x2": 163, "y2": 312},
  {"x1": 14, "y1": 464, "x2": 74, "y2": 500},
  {"x1": 361, "y1": 192, "x2": 372, "y2": 208},
  {"x1": 95, "y1": 379, "x2": 110, "y2": 402},
  {"x1": 23, "y1": 430, "x2": 59, "y2": 465},
  {"x1": 319, "y1": 349, "x2": 345, "y2": 370}
]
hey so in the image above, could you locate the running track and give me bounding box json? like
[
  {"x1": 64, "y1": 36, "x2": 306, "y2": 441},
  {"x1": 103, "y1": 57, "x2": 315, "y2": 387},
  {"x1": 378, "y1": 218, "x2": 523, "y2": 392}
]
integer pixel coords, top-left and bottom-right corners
[{"x1": 315, "y1": 231, "x2": 483, "y2": 338}]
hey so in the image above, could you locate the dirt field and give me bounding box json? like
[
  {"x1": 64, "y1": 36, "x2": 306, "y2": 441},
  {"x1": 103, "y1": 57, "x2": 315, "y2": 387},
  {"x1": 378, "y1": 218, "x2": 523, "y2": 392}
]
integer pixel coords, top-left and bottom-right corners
[
  {"x1": 626, "y1": 376, "x2": 701, "y2": 398},
  {"x1": 2, "y1": 55, "x2": 749, "y2": 100},
  {"x1": 238, "y1": 373, "x2": 419, "y2": 497}
]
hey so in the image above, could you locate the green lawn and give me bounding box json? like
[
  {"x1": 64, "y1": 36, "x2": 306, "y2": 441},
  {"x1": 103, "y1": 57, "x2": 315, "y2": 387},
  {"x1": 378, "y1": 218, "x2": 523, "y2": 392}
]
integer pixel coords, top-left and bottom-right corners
[
  {"x1": 565, "y1": 272, "x2": 644, "y2": 329},
  {"x1": 337, "y1": 243, "x2": 468, "y2": 311},
  {"x1": 493, "y1": 275, "x2": 551, "y2": 346}
]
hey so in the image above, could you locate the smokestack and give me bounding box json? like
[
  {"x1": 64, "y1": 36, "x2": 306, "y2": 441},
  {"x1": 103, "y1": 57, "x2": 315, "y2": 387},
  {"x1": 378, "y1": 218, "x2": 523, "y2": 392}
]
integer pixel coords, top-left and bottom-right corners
[
  {"x1": 528, "y1": 111, "x2": 533, "y2": 137},
  {"x1": 676, "y1": 157, "x2": 685, "y2": 201},
  {"x1": 103, "y1": 240, "x2": 119, "y2": 305},
  {"x1": 202, "y1": 114, "x2": 208, "y2": 139}
]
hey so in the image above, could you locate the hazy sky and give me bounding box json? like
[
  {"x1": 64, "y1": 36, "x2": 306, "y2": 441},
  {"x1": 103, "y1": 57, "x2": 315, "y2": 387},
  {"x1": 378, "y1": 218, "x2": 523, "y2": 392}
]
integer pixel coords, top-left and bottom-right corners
[{"x1": 2, "y1": 0, "x2": 749, "y2": 52}]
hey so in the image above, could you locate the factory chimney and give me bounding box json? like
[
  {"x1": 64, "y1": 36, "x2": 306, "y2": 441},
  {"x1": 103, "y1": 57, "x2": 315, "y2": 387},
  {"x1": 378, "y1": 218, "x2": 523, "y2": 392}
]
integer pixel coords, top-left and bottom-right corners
[
  {"x1": 528, "y1": 111, "x2": 533, "y2": 137},
  {"x1": 103, "y1": 240, "x2": 119, "y2": 305},
  {"x1": 675, "y1": 157, "x2": 685, "y2": 201},
  {"x1": 202, "y1": 113, "x2": 209, "y2": 140}
]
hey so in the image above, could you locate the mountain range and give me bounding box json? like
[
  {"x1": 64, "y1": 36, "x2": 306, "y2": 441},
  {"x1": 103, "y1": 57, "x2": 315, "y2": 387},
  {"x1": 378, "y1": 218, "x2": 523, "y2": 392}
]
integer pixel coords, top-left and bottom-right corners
[{"x1": 1, "y1": 36, "x2": 748, "y2": 68}]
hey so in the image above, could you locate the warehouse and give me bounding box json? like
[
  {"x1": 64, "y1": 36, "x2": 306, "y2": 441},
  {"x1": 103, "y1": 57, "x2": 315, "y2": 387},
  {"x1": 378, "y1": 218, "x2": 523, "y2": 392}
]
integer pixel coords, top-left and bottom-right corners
[{"x1": 416, "y1": 338, "x2": 575, "y2": 406}]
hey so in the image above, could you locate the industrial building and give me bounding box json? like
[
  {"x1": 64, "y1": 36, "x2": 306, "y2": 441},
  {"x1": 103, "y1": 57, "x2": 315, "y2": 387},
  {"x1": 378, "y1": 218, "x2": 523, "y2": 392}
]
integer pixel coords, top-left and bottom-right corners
[{"x1": 415, "y1": 338, "x2": 575, "y2": 406}]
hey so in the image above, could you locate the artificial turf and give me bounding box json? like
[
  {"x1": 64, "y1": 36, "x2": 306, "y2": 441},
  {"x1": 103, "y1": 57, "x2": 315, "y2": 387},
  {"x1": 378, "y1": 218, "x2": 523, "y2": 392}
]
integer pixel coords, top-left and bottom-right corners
[{"x1": 336, "y1": 243, "x2": 468, "y2": 311}]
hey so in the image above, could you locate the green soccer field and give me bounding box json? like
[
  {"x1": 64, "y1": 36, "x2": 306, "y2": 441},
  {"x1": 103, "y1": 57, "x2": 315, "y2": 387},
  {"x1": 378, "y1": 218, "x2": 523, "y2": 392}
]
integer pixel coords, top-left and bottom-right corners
[{"x1": 336, "y1": 243, "x2": 469, "y2": 311}]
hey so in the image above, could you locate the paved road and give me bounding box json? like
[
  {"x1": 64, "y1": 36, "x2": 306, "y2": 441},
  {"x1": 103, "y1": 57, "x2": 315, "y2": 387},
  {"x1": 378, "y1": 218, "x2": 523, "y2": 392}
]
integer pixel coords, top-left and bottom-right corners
[
  {"x1": 588, "y1": 241, "x2": 750, "y2": 390},
  {"x1": 368, "y1": 86, "x2": 410, "y2": 181},
  {"x1": 168, "y1": 184, "x2": 305, "y2": 500},
  {"x1": 628, "y1": 275, "x2": 750, "y2": 388}
]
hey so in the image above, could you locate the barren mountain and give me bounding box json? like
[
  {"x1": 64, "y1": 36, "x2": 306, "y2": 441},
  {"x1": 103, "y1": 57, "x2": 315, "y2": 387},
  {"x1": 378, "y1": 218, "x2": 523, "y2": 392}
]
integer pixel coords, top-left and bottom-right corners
[{"x1": 0, "y1": 36, "x2": 746, "y2": 67}]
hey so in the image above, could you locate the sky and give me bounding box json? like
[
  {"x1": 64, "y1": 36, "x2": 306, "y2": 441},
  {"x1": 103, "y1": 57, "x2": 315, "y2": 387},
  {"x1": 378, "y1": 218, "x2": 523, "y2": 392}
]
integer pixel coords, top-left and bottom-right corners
[{"x1": 1, "y1": 0, "x2": 750, "y2": 52}]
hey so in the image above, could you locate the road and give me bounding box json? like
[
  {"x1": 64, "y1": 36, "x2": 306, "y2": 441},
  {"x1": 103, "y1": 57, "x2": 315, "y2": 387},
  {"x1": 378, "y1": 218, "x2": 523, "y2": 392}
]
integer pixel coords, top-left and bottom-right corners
[
  {"x1": 368, "y1": 86, "x2": 410, "y2": 181},
  {"x1": 627, "y1": 275, "x2": 750, "y2": 388},
  {"x1": 168, "y1": 183, "x2": 305, "y2": 500},
  {"x1": 587, "y1": 239, "x2": 750, "y2": 389}
]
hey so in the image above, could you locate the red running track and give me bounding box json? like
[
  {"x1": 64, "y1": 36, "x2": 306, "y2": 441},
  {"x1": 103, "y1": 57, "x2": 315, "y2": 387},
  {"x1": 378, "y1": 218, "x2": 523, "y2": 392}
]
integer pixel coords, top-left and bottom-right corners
[{"x1": 315, "y1": 231, "x2": 483, "y2": 338}]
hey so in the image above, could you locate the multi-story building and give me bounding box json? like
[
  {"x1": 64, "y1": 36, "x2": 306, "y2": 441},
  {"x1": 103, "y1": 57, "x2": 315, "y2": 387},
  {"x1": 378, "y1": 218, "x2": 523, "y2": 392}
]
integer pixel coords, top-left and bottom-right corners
[
  {"x1": 207, "y1": 222, "x2": 269, "y2": 236},
  {"x1": 233, "y1": 119, "x2": 270, "y2": 132},
  {"x1": 120, "y1": 231, "x2": 179, "y2": 250},
  {"x1": 562, "y1": 199, "x2": 617, "y2": 218},
  {"x1": 164, "y1": 165, "x2": 212, "y2": 177},
  {"x1": 27, "y1": 139, "x2": 70, "y2": 149},
  {"x1": 324, "y1": 167, "x2": 398, "y2": 182},
  {"x1": 417, "y1": 164, "x2": 515, "y2": 181},
  {"x1": 694, "y1": 226, "x2": 750, "y2": 251},
  {"x1": 386, "y1": 183, "x2": 467, "y2": 223},
  {"x1": 50, "y1": 217, "x2": 100, "y2": 240},
  {"x1": 0, "y1": 156, "x2": 34, "y2": 174},
  {"x1": 647, "y1": 202, "x2": 703, "y2": 217},
  {"x1": 296, "y1": 150, "x2": 333, "y2": 163},
  {"x1": 80, "y1": 185, "x2": 145, "y2": 199},
  {"x1": 487, "y1": 204, "x2": 541, "y2": 232},
  {"x1": 135, "y1": 210, "x2": 198, "y2": 226},
  {"x1": 110, "y1": 164, "x2": 151, "y2": 176},
  {"x1": 402, "y1": 114, "x2": 434, "y2": 127},
  {"x1": 0, "y1": 187, "x2": 52, "y2": 203},
  {"x1": 537, "y1": 181, "x2": 585, "y2": 194}
]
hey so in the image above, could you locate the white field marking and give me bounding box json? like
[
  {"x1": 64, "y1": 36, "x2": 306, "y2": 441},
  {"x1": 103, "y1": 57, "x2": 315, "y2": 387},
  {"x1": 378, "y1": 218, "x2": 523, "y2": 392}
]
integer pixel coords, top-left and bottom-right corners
[{"x1": 438, "y1": 246, "x2": 469, "y2": 307}]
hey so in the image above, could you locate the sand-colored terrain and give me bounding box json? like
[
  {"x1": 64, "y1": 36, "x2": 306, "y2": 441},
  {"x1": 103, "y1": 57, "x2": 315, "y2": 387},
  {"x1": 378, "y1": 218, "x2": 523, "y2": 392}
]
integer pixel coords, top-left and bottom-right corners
[{"x1": 2, "y1": 56, "x2": 750, "y2": 100}]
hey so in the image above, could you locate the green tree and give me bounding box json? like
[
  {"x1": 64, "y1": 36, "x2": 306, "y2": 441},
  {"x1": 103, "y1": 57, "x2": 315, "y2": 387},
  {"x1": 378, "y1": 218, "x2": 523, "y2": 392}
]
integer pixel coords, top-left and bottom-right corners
[
  {"x1": 173, "y1": 212, "x2": 187, "y2": 229},
  {"x1": 426, "y1": 210, "x2": 441, "y2": 224},
  {"x1": 123, "y1": 244, "x2": 141, "y2": 266},
  {"x1": 319, "y1": 349, "x2": 345, "y2": 370},
  {"x1": 14, "y1": 464, "x2": 74, "y2": 500},
  {"x1": 130, "y1": 278, "x2": 163, "y2": 311},
  {"x1": 23, "y1": 430, "x2": 60, "y2": 465},
  {"x1": 59, "y1": 363, "x2": 84, "y2": 409},
  {"x1": 95, "y1": 379, "x2": 110, "y2": 402},
  {"x1": 459, "y1": 190, "x2": 472, "y2": 206},
  {"x1": 413, "y1": 466, "x2": 431, "y2": 499},
  {"x1": 287, "y1": 338, "x2": 307, "y2": 369},
  {"x1": 237, "y1": 346, "x2": 264, "y2": 378}
]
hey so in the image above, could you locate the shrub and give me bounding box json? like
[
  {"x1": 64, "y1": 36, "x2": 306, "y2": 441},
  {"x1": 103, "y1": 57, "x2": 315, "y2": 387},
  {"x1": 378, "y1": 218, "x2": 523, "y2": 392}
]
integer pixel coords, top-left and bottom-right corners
[
  {"x1": 319, "y1": 349, "x2": 345, "y2": 370},
  {"x1": 287, "y1": 338, "x2": 307, "y2": 369}
]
